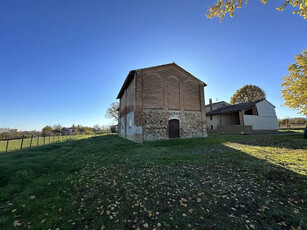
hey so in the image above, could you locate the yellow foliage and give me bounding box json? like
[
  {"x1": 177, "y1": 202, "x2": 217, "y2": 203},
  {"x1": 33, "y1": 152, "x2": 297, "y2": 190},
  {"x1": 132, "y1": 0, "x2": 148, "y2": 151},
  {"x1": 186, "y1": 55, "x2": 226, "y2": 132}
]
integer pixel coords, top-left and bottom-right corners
[
  {"x1": 206, "y1": 0, "x2": 307, "y2": 22},
  {"x1": 281, "y1": 49, "x2": 307, "y2": 115},
  {"x1": 230, "y1": 85, "x2": 266, "y2": 104}
]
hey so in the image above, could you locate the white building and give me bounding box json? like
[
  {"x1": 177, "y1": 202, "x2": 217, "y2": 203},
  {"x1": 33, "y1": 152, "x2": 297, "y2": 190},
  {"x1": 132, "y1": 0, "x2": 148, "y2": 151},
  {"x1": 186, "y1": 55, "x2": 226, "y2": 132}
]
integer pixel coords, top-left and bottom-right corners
[{"x1": 206, "y1": 99, "x2": 279, "y2": 131}]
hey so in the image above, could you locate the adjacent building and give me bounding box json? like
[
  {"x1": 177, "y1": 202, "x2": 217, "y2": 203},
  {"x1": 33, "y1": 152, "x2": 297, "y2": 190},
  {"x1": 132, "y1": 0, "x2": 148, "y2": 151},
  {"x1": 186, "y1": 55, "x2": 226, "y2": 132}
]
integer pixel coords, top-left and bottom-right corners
[
  {"x1": 117, "y1": 63, "x2": 208, "y2": 143},
  {"x1": 206, "y1": 99, "x2": 279, "y2": 131}
]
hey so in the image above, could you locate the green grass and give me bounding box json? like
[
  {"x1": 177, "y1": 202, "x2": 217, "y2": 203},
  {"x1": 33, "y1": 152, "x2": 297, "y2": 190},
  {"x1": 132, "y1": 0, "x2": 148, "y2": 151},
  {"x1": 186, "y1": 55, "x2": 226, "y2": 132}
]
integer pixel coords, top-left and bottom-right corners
[
  {"x1": 0, "y1": 135, "x2": 96, "y2": 153},
  {"x1": 0, "y1": 134, "x2": 306, "y2": 229},
  {"x1": 278, "y1": 129, "x2": 304, "y2": 134}
]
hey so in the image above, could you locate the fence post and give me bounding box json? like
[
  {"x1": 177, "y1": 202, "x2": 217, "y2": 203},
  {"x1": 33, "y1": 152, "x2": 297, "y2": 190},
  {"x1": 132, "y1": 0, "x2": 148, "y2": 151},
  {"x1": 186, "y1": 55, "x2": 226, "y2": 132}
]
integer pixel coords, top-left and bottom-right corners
[
  {"x1": 53, "y1": 134, "x2": 55, "y2": 142},
  {"x1": 43, "y1": 134, "x2": 45, "y2": 146},
  {"x1": 5, "y1": 139, "x2": 9, "y2": 153},
  {"x1": 37, "y1": 135, "x2": 39, "y2": 147},
  {"x1": 30, "y1": 134, "x2": 33, "y2": 148},
  {"x1": 49, "y1": 134, "x2": 50, "y2": 144},
  {"x1": 20, "y1": 135, "x2": 24, "y2": 151},
  {"x1": 58, "y1": 134, "x2": 60, "y2": 141}
]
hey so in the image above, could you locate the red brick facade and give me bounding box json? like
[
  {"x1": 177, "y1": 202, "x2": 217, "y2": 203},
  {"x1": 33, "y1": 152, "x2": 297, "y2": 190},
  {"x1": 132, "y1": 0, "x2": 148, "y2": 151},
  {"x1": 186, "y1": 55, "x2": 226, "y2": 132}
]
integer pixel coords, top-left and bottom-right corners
[{"x1": 117, "y1": 63, "x2": 208, "y2": 143}]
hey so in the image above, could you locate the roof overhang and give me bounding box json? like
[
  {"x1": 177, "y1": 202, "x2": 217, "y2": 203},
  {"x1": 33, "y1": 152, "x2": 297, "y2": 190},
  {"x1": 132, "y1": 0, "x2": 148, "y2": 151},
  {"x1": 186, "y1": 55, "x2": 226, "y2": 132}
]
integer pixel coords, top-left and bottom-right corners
[{"x1": 116, "y1": 70, "x2": 135, "y2": 99}]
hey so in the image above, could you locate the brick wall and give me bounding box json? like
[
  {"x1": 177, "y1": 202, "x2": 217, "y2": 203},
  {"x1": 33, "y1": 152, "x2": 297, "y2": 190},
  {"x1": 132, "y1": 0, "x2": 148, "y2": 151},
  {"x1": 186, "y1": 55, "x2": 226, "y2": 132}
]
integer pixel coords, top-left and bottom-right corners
[{"x1": 118, "y1": 64, "x2": 208, "y2": 143}]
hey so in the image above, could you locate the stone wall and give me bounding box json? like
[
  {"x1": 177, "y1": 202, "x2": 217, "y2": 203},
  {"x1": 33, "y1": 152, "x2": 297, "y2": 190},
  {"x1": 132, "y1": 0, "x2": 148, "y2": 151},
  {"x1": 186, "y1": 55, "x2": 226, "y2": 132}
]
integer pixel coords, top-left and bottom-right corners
[{"x1": 143, "y1": 109, "x2": 203, "y2": 141}]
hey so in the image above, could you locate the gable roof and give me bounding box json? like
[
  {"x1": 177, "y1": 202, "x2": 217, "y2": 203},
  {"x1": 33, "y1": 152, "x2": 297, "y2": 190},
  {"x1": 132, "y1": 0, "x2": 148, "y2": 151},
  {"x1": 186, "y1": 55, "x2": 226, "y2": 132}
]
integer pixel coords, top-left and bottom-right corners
[
  {"x1": 205, "y1": 101, "x2": 229, "y2": 108},
  {"x1": 116, "y1": 63, "x2": 207, "y2": 99},
  {"x1": 206, "y1": 99, "x2": 265, "y2": 115}
]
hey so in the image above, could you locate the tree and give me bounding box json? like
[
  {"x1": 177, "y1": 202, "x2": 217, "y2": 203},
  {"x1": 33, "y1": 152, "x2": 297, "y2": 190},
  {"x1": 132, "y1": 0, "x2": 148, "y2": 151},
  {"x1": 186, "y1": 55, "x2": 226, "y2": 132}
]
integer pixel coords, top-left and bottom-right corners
[
  {"x1": 281, "y1": 49, "x2": 307, "y2": 115},
  {"x1": 53, "y1": 124, "x2": 62, "y2": 134},
  {"x1": 42, "y1": 125, "x2": 53, "y2": 134},
  {"x1": 106, "y1": 102, "x2": 119, "y2": 121},
  {"x1": 206, "y1": 1, "x2": 306, "y2": 114},
  {"x1": 207, "y1": 0, "x2": 307, "y2": 22},
  {"x1": 82, "y1": 126, "x2": 94, "y2": 135},
  {"x1": 230, "y1": 84, "x2": 266, "y2": 104}
]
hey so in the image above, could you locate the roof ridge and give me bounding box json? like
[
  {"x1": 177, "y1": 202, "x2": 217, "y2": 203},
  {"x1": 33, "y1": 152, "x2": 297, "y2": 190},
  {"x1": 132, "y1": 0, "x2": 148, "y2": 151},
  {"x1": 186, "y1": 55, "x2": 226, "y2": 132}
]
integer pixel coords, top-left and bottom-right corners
[
  {"x1": 206, "y1": 99, "x2": 266, "y2": 115},
  {"x1": 205, "y1": 101, "x2": 229, "y2": 106},
  {"x1": 133, "y1": 62, "x2": 176, "y2": 72},
  {"x1": 117, "y1": 63, "x2": 207, "y2": 99}
]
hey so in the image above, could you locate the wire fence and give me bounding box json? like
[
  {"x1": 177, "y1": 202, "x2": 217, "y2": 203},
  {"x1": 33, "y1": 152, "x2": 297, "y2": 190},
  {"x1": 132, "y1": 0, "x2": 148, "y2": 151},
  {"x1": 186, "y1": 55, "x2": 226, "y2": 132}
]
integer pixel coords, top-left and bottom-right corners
[{"x1": 0, "y1": 134, "x2": 95, "y2": 153}]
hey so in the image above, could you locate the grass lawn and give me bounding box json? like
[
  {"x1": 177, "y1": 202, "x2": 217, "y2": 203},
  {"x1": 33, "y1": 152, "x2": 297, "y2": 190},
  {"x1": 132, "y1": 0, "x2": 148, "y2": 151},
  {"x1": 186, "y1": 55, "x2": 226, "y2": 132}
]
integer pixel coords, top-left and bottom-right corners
[
  {"x1": 0, "y1": 135, "x2": 96, "y2": 153},
  {"x1": 0, "y1": 134, "x2": 306, "y2": 229}
]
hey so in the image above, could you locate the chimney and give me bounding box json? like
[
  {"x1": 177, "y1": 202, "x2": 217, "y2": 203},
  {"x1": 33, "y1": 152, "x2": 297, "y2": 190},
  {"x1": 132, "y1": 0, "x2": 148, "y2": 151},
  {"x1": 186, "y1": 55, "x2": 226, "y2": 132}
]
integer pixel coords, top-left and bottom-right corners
[{"x1": 209, "y1": 98, "x2": 213, "y2": 111}]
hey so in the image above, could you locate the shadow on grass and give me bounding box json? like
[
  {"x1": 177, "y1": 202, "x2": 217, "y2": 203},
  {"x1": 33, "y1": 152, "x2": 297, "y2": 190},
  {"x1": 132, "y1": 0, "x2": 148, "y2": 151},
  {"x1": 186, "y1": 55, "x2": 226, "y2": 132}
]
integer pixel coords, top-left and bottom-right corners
[
  {"x1": 0, "y1": 134, "x2": 306, "y2": 229},
  {"x1": 208, "y1": 132, "x2": 307, "y2": 150}
]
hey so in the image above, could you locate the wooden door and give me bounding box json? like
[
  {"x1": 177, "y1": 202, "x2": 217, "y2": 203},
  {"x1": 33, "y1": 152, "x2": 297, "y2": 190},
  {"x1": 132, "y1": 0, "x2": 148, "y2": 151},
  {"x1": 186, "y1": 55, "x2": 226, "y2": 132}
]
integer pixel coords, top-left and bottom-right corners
[{"x1": 169, "y1": 119, "x2": 180, "y2": 138}]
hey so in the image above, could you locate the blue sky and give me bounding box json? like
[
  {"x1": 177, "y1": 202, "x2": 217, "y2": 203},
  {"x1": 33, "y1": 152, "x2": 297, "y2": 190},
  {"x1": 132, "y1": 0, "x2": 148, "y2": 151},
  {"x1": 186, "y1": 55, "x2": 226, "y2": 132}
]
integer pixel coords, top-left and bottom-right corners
[{"x1": 0, "y1": 0, "x2": 306, "y2": 130}]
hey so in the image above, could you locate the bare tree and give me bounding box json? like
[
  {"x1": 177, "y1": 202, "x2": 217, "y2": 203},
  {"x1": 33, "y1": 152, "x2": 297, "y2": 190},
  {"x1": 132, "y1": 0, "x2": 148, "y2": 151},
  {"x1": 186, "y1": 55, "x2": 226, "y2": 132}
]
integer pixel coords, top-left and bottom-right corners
[{"x1": 106, "y1": 102, "x2": 119, "y2": 121}]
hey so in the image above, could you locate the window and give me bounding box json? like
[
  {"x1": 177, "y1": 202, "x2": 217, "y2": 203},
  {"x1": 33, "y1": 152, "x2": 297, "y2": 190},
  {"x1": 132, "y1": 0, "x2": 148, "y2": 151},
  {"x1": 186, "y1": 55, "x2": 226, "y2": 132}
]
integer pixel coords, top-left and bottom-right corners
[
  {"x1": 211, "y1": 125, "x2": 213, "y2": 130},
  {"x1": 244, "y1": 106, "x2": 258, "y2": 115},
  {"x1": 210, "y1": 115, "x2": 212, "y2": 120},
  {"x1": 244, "y1": 108, "x2": 253, "y2": 115},
  {"x1": 128, "y1": 118, "x2": 133, "y2": 128}
]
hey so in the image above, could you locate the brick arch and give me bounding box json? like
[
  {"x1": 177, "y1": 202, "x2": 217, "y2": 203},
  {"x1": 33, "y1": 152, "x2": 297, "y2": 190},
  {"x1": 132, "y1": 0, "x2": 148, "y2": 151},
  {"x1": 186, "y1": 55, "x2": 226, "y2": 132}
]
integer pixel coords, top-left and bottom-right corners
[
  {"x1": 167, "y1": 76, "x2": 180, "y2": 110},
  {"x1": 143, "y1": 72, "x2": 164, "y2": 109},
  {"x1": 183, "y1": 80, "x2": 200, "y2": 111}
]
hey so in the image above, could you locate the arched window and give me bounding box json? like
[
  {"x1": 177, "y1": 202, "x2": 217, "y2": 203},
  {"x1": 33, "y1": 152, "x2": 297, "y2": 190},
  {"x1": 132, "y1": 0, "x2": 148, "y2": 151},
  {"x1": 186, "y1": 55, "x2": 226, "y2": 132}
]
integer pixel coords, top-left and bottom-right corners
[
  {"x1": 167, "y1": 76, "x2": 180, "y2": 109},
  {"x1": 143, "y1": 73, "x2": 164, "y2": 109}
]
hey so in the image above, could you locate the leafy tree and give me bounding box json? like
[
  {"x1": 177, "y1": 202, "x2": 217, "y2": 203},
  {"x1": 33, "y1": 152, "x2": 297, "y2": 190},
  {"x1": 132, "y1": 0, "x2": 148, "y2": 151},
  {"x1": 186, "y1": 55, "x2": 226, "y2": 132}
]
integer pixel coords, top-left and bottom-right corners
[
  {"x1": 278, "y1": 118, "x2": 291, "y2": 128},
  {"x1": 53, "y1": 124, "x2": 62, "y2": 134},
  {"x1": 230, "y1": 84, "x2": 266, "y2": 104},
  {"x1": 292, "y1": 117, "x2": 307, "y2": 124},
  {"x1": 0, "y1": 128, "x2": 41, "y2": 140},
  {"x1": 42, "y1": 125, "x2": 53, "y2": 134},
  {"x1": 93, "y1": 124, "x2": 104, "y2": 134},
  {"x1": 76, "y1": 126, "x2": 94, "y2": 135},
  {"x1": 82, "y1": 126, "x2": 94, "y2": 135},
  {"x1": 206, "y1": 1, "x2": 306, "y2": 115},
  {"x1": 106, "y1": 102, "x2": 119, "y2": 121},
  {"x1": 281, "y1": 49, "x2": 307, "y2": 116},
  {"x1": 207, "y1": 0, "x2": 307, "y2": 22}
]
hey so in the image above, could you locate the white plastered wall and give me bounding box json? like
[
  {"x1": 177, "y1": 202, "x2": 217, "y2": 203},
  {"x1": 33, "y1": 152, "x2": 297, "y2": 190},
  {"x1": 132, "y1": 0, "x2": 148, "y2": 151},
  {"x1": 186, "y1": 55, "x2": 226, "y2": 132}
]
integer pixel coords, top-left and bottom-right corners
[{"x1": 243, "y1": 100, "x2": 279, "y2": 130}]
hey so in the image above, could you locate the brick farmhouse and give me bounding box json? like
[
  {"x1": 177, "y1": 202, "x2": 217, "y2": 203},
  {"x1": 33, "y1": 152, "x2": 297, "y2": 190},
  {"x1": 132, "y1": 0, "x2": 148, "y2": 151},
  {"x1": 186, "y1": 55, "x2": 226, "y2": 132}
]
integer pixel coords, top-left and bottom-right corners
[{"x1": 117, "y1": 63, "x2": 208, "y2": 143}]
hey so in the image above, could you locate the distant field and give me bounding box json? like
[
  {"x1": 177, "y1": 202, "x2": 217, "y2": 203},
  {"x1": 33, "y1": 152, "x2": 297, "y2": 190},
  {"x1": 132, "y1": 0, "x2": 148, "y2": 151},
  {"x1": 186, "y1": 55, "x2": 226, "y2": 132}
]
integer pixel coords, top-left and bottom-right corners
[
  {"x1": 0, "y1": 135, "x2": 96, "y2": 153},
  {"x1": 0, "y1": 134, "x2": 306, "y2": 229},
  {"x1": 279, "y1": 124, "x2": 306, "y2": 129},
  {"x1": 278, "y1": 129, "x2": 304, "y2": 133}
]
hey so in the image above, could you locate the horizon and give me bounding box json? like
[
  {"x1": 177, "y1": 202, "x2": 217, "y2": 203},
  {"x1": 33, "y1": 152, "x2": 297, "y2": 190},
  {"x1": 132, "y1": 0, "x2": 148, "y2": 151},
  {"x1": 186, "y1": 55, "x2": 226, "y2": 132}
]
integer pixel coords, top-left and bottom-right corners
[{"x1": 1, "y1": 0, "x2": 306, "y2": 131}]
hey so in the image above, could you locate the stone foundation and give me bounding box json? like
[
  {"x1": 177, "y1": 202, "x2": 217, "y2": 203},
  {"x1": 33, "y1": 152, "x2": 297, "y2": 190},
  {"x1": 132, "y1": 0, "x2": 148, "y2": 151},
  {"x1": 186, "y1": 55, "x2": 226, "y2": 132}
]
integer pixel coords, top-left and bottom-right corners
[{"x1": 143, "y1": 109, "x2": 204, "y2": 141}]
